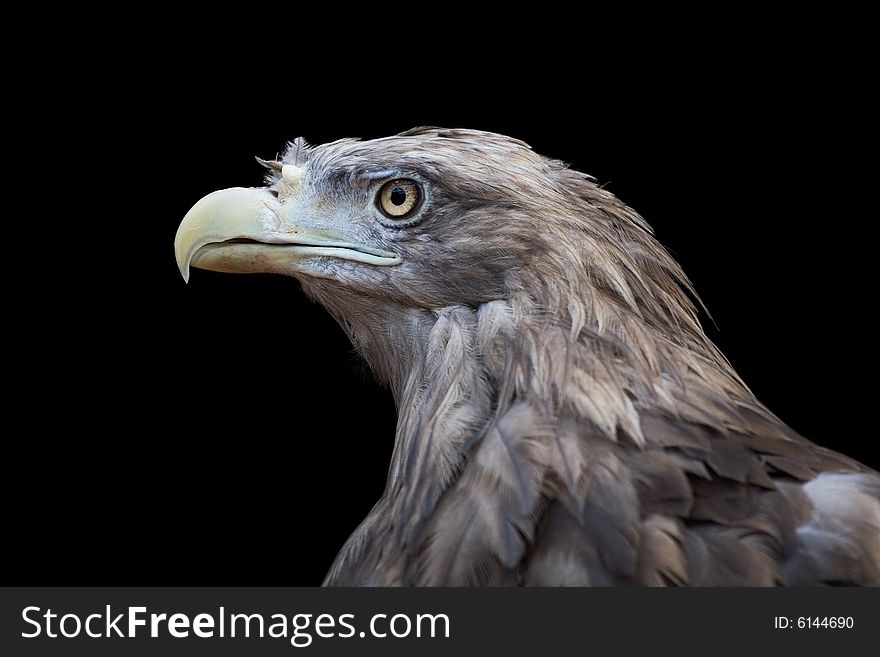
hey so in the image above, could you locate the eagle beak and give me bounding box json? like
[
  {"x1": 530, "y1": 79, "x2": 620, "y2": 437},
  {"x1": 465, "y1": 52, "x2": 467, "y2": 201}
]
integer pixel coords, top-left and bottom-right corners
[
  {"x1": 175, "y1": 187, "x2": 275, "y2": 282},
  {"x1": 175, "y1": 186, "x2": 401, "y2": 282}
]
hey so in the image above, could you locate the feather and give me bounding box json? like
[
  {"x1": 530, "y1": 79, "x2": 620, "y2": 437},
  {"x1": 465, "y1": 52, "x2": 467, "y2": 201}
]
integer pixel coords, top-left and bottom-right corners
[
  {"x1": 641, "y1": 414, "x2": 711, "y2": 452},
  {"x1": 636, "y1": 515, "x2": 688, "y2": 586},
  {"x1": 739, "y1": 433, "x2": 817, "y2": 460},
  {"x1": 689, "y1": 482, "x2": 753, "y2": 525},
  {"x1": 783, "y1": 473, "x2": 880, "y2": 585},
  {"x1": 414, "y1": 403, "x2": 549, "y2": 585},
  {"x1": 746, "y1": 462, "x2": 778, "y2": 489},
  {"x1": 683, "y1": 525, "x2": 779, "y2": 586},
  {"x1": 547, "y1": 421, "x2": 594, "y2": 502},
  {"x1": 577, "y1": 450, "x2": 641, "y2": 578},
  {"x1": 525, "y1": 504, "x2": 611, "y2": 586},
  {"x1": 629, "y1": 450, "x2": 694, "y2": 516},
  {"x1": 704, "y1": 436, "x2": 760, "y2": 483},
  {"x1": 764, "y1": 455, "x2": 818, "y2": 481}
]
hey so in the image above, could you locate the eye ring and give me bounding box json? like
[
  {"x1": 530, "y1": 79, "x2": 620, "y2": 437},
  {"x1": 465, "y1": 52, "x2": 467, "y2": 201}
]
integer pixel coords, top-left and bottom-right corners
[{"x1": 377, "y1": 179, "x2": 422, "y2": 219}]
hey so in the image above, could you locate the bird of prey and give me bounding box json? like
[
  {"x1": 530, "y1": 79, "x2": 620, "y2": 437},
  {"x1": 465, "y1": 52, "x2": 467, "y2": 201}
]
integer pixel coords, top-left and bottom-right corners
[{"x1": 175, "y1": 128, "x2": 879, "y2": 586}]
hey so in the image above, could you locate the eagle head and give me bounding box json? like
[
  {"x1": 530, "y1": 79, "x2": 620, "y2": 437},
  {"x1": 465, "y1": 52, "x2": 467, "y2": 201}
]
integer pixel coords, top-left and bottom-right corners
[
  {"x1": 176, "y1": 128, "x2": 561, "y2": 303},
  {"x1": 176, "y1": 128, "x2": 698, "y2": 384}
]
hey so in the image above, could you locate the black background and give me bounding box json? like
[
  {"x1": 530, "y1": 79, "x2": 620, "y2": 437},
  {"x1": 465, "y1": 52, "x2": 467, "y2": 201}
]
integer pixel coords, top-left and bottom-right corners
[{"x1": 10, "y1": 26, "x2": 875, "y2": 586}]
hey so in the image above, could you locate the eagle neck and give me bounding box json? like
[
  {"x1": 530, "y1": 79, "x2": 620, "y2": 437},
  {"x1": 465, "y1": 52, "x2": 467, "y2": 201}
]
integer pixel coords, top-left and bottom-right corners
[{"x1": 382, "y1": 305, "x2": 492, "y2": 539}]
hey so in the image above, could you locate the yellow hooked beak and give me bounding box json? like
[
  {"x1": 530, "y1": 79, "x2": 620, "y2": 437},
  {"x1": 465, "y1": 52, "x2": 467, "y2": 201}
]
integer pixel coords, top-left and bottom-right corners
[{"x1": 174, "y1": 166, "x2": 401, "y2": 282}]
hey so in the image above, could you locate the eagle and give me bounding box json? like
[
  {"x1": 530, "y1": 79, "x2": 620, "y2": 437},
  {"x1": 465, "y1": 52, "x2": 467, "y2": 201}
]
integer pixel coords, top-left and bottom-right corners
[{"x1": 175, "y1": 128, "x2": 879, "y2": 586}]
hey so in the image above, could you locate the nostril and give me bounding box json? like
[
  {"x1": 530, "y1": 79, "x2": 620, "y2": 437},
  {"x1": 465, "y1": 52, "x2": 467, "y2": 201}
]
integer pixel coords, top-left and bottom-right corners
[{"x1": 267, "y1": 189, "x2": 279, "y2": 198}]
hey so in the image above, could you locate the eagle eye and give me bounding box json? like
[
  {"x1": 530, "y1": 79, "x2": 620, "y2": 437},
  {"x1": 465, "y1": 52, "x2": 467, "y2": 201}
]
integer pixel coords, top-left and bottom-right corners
[{"x1": 377, "y1": 179, "x2": 422, "y2": 219}]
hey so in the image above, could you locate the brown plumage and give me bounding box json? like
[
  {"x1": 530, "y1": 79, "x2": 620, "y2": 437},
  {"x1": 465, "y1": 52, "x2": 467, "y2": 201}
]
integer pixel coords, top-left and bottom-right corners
[{"x1": 176, "y1": 127, "x2": 880, "y2": 586}]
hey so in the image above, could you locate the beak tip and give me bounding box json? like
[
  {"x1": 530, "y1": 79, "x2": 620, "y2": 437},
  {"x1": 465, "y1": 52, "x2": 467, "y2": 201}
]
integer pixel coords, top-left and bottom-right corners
[
  {"x1": 177, "y1": 258, "x2": 191, "y2": 284},
  {"x1": 174, "y1": 237, "x2": 191, "y2": 283}
]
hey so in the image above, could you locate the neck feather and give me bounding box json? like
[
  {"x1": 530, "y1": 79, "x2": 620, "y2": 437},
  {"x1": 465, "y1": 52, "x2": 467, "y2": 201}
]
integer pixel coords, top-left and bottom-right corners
[{"x1": 305, "y1": 275, "x2": 760, "y2": 550}]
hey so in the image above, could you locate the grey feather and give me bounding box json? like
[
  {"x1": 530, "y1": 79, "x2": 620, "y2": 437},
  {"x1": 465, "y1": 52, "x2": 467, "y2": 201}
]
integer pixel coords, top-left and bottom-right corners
[{"x1": 414, "y1": 403, "x2": 549, "y2": 585}]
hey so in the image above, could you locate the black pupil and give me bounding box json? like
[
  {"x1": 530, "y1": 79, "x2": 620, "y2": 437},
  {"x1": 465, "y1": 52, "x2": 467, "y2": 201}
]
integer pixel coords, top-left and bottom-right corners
[{"x1": 390, "y1": 187, "x2": 408, "y2": 206}]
